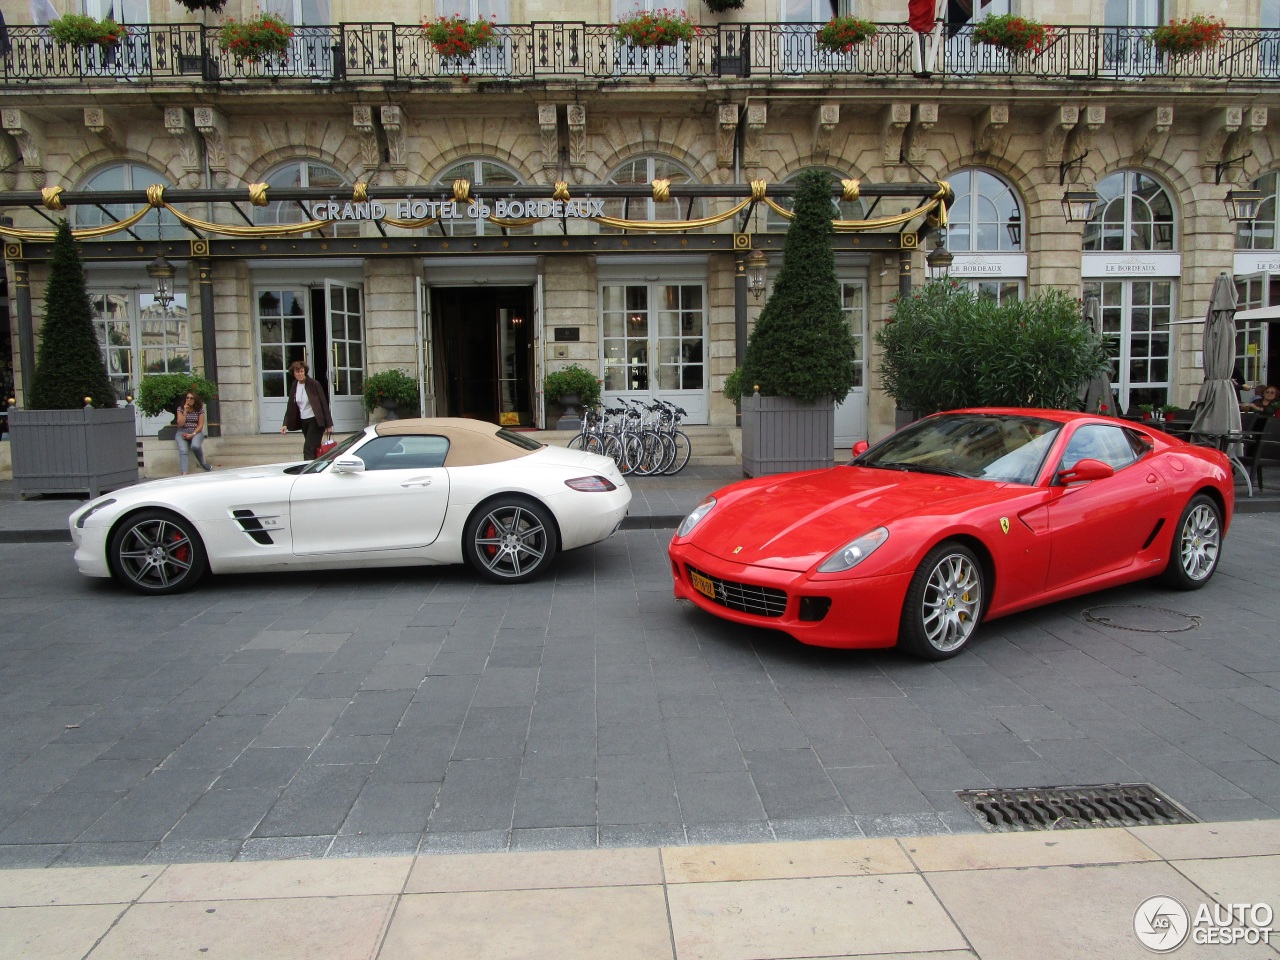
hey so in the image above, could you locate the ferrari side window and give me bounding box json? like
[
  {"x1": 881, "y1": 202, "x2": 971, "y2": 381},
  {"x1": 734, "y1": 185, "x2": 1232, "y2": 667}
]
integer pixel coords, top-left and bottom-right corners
[{"x1": 1059, "y1": 425, "x2": 1139, "y2": 473}]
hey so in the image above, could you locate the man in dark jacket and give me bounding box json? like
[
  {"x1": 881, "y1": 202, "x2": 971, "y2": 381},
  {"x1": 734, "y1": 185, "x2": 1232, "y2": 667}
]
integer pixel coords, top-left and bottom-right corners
[{"x1": 280, "y1": 360, "x2": 333, "y2": 458}]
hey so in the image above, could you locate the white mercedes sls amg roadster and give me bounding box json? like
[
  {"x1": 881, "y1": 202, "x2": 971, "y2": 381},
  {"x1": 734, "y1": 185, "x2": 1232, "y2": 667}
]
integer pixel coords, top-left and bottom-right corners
[{"x1": 70, "y1": 418, "x2": 630, "y2": 594}]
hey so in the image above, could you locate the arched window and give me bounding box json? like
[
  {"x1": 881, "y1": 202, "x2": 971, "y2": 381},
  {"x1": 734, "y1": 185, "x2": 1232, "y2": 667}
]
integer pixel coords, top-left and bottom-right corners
[
  {"x1": 433, "y1": 158, "x2": 524, "y2": 237},
  {"x1": 1236, "y1": 171, "x2": 1278, "y2": 251},
  {"x1": 947, "y1": 169, "x2": 1022, "y2": 252},
  {"x1": 603, "y1": 155, "x2": 703, "y2": 226},
  {"x1": 253, "y1": 160, "x2": 352, "y2": 237},
  {"x1": 1083, "y1": 171, "x2": 1175, "y2": 252},
  {"x1": 765, "y1": 167, "x2": 868, "y2": 231},
  {"x1": 72, "y1": 162, "x2": 178, "y2": 242}
]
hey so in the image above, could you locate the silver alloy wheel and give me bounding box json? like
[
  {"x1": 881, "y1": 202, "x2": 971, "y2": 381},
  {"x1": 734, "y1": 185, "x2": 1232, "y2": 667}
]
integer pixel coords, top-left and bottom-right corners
[
  {"x1": 1178, "y1": 501, "x2": 1221, "y2": 582},
  {"x1": 920, "y1": 551, "x2": 983, "y2": 653},
  {"x1": 471, "y1": 504, "x2": 550, "y2": 579},
  {"x1": 115, "y1": 516, "x2": 197, "y2": 591}
]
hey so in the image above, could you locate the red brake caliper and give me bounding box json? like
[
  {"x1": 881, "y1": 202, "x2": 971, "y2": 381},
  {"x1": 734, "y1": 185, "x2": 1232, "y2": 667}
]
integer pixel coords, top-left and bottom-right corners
[
  {"x1": 171, "y1": 530, "x2": 190, "y2": 564},
  {"x1": 484, "y1": 522, "x2": 497, "y2": 557}
]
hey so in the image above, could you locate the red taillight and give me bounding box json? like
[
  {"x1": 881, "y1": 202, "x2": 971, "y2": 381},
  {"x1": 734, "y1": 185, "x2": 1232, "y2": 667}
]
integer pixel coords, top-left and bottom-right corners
[{"x1": 565, "y1": 475, "x2": 617, "y2": 492}]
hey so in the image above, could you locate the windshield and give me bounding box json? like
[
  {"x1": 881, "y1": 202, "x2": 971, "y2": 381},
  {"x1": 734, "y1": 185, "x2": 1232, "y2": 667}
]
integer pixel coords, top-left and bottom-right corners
[
  {"x1": 298, "y1": 431, "x2": 365, "y2": 475},
  {"x1": 855, "y1": 414, "x2": 1062, "y2": 485}
]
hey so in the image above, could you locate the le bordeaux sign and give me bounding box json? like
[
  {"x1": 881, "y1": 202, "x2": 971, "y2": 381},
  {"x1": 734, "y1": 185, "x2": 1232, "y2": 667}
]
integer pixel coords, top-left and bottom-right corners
[{"x1": 309, "y1": 198, "x2": 610, "y2": 221}]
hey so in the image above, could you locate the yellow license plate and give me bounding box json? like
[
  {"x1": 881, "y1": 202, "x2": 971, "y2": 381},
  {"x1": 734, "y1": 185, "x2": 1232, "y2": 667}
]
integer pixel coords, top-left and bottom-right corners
[{"x1": 689, "y1": 570, "x2": 716, "y2": 600}]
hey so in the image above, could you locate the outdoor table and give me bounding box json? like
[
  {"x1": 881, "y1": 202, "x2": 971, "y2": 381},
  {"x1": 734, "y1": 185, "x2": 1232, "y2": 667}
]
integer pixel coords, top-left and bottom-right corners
[{"x1": 1186, "y1": 429, "x2": 1263, "y2": 497}]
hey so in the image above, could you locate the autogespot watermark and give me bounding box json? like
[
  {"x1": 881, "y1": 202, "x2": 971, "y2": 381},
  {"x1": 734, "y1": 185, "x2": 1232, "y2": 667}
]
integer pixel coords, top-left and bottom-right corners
[{"x1": 1134, "y1": 896, "x2": 1275, "y2": 952}]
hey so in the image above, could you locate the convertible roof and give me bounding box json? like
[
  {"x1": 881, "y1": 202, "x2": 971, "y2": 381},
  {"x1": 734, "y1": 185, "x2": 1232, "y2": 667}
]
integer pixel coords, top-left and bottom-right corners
[{"x1": 373, "y1": 417, "x2": 539, "y2": 468}]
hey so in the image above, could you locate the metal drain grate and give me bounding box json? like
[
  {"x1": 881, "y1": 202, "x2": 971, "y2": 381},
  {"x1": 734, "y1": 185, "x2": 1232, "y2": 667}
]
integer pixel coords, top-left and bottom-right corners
[{"x1": 956, "y1": 783, "x2": 1200, "y2": 832}]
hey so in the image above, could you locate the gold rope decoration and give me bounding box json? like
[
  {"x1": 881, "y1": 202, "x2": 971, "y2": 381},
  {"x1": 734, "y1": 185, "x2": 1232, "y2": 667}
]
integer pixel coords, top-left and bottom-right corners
[
  {"x1": 651, "y1": 179, "x2": 670, "y2": 203},
  {"x1": 841, "y1": 178, "x2": 861, "y2": 203},
  {"x1": 382, "y1": 215, "x2": 441, "y2": 229},
  {"x1": 352, "y1": 182, "x2": 369, "y2": 204},
  {"x1": 0, "y1": 202, "x2": 155, "y2": 241},
  {"x1": 145, "y1": 184, "x2": 165, "y2": 207},
  {"x1": 592, "y1": 195, "x2": 757, "y2": 232},
  {"x1": 248, "y1": 183, "x2": 270, "y2": 207},
  {"x1": 552, "y1": 181, "x2": 571, "y2": 201},
  {"x1": 762, "y1": 185, "x2": 948, "y2": 233},
  {"x1": 452, "y1": 179, "x2": 470, "y2": 202},
  {"x1": 925, "y1": 179, "x2": 952, "y2": 228},
  {"x1": 161, "y1": 203, "x2": 331, "y2": 237},
  {"x1": 42, "y1": 186, "x2": 65, "y2": 210},
  {"x1": 750, "y1": 179, "x2": 767, "y2": 201}
]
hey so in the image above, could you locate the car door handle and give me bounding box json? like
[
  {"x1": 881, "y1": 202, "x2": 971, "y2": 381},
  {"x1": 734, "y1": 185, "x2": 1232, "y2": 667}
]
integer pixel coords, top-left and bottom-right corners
[{"x1": 401, "y1": 477, "x2": 433, "y2": 487}]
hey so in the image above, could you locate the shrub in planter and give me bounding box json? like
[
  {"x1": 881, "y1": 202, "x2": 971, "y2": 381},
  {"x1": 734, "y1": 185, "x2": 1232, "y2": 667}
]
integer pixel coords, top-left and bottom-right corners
[
  {"x1": 29, "y1": 220, "x2": 118, "y2": 411},
  {"x1": 704, "y1": 0, "x2": 744, "y2": 10},
  {"x1": 137, "y1": 373, "x2": 218, "y2": 418},
  {"x1": 543, "y1": 363, "x2": 602, "y2": 409},
  {"x1": 218, "y1": 12, "x2": 293, "y2": 63},
  {"x1": 876, "y1": 282, "x2": 1109, "y2": 415},
  {"x1": 817, "y1": 16, "x2": 878, "y2": 52},
  {"x1": 614, "y1": 9, "x2": 699, "y2": 48},
  {"x1": 1149, "y1": 15, "x2": 1225, "y2": 57},
  {"x1": 49, "y1": 13, "x2": 128, "y2": 48},
  {"x1": 971, "y1": 14, "x2": 1054, "y2": 54},
  {"x1": 362, "y1": 369, "x2": 420, "y2": 415},
  {"x1": 422, "y1": 16, "x2": 498, "y2": 57}
]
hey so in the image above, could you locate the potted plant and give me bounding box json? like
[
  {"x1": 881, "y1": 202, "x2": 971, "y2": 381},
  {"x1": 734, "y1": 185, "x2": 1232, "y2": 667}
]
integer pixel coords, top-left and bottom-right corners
[
  {"x1": 137, "y1": 373, "x2": 218, "y2": 438},
  {"x1": 362, "y1": 368, "x2": 420, "y2": 420},
  {"x1": 971, "y1": 14, "x2": 1054, "y2": 54},
  {"x1": 543, "y1": 362, "x2": 602, "y2": 429},
  {"x1": 49, "y1": 13, "x2": 129, "y2": 49},
  {"x1": 731, "y1": 169, "x2": 858, "y2": 477},
  {"x1": 8, "y1": 220, "x2": 138, "y2": 498},
  {"x1": 1138, "y1": 402, "x2": 1155, "y2": 421},
  {"x1": 422, "y1": 15, "x2": 498, "y2": 58},
  {"x1": 876, "y1": 282, "x2": 1109, "y2": 417},
  {"x1": 816, "y1": 16, "x2": 878, "y2": 53},
  {"x1": 703, "y1": 0, "x2": 744, "y2": 11},
  {"x1": 218, "y1": 11, "x2": 293, "y2": 64},
  {"x1": 1161, "y1": 403, "x2": 1182, "y2": 422},
  {"x1": 614, "y1": 8, "x2": 699, "y2": 48},
  {"x1": 1149, "y1": 15, "x2": 1225, "y2": 57}
]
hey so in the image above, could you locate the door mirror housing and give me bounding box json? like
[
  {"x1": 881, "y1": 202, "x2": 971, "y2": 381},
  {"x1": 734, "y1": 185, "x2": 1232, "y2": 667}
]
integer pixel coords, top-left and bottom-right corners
[
  {"x1": 331, "y1": 457, "x2": 366, "y2": 474},
  {"x1": 1056, "y1": 457, "x2": 1114, "y2": 485},
  {"x1": 851, "y1": 440, "x2": 870, "y2": 457}
]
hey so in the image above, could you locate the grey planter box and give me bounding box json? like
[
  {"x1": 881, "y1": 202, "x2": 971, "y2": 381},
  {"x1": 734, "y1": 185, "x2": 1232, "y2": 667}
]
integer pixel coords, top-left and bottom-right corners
[
  {"x1": 9, "y1": 405, "x2": 139, "y2": 499},
  {"x1": 741, "y1": 393, "x2": 835, "y2": 477}
]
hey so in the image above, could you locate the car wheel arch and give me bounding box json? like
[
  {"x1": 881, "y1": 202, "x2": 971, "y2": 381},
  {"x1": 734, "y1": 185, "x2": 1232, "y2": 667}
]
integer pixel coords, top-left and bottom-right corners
[
  {"x1": 464, "y1": 492, "x2": 563, "y2": 555},
  {"x1": 105, "y1": 504, "x2": 208, "y2": 561},
  {"x1": 905, "y1": 532, "x2": 996, "y2": 620}
]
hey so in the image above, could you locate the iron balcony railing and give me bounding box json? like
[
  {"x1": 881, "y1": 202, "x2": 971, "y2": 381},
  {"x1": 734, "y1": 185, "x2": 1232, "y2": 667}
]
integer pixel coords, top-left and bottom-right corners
[{"x1": 2, "y1": 22, "x2": 1279, "y2": 85}]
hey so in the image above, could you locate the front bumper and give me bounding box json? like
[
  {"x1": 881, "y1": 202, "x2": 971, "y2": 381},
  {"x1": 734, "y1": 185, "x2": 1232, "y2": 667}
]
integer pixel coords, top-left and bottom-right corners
[{"x1": 668, "y1": 540, "x2": 911, "y2": 649}]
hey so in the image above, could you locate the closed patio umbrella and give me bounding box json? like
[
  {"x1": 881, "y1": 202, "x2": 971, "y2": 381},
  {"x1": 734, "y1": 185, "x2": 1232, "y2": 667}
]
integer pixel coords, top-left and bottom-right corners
[
  {"x1": 1080, "y1": 294, "x2": 1113, "y2": 413},
  {"x1": 1189, "y1": 272, "x2": 1242, "y2": 443}
]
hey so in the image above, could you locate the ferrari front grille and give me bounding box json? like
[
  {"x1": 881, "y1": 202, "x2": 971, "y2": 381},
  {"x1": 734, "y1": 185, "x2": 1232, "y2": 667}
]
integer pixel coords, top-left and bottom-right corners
[{"x1": 686, "y1": 565, "x2": 787, "y2": 618}]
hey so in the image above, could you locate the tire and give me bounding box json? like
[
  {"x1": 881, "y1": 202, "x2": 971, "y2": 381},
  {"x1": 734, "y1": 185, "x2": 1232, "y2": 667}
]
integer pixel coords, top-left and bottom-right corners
[
  {"x1": 1160, "y1": 494, "x2": 1222, "y2": 590},
  {"x1": 601, "y1": 434, "x2": 624, "y2": 467},
  {"x1": 107, "y1": 509, "x2": 207, "y2": 595},
  {"x1": 663, "y1": 430, "x2": 692, "y2": 475},
  {"x1": 633, "y1": 433, "x2": 666, "y2": 476},
  {"x1": 899, "y1": 541, "x2": 984, "y2": 660},
  {"x1": 613, "y1": 434, "x2": 643, "y2": 476},
  {"x1": 566, "y1": 433, "x2": 588, "y2": 451},
  {"x1": 583, "y1": 434, "x2": 606, "y2": 456},
  {"x1": 463, "y1": 497, "x2": 558, "y2": 583}
]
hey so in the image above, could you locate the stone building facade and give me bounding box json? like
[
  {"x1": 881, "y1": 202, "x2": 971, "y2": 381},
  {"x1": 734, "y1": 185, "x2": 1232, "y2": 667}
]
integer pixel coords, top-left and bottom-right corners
[{"x1": 2, "y1": 0, "x2": 1279, "y2": 443}]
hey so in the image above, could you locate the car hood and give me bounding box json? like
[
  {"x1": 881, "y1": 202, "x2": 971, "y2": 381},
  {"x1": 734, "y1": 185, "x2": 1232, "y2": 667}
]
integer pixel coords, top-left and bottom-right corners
[{"x1": 691, "y1": 466, "x2": 999, "y2": 572}]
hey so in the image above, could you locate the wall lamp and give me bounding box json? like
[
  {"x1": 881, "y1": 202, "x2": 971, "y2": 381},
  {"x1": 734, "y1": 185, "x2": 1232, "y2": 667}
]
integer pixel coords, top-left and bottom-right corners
[
  {"x1": 926, "y1": 232, "x2": 954, "y2": 280},
  {"x1": 1006, "y1": 210, "x2": 1021, "y2": 246},
  {"x1": 745, "y1": 248, "x2": 768, "y2": 300},
  {"x1": 1216, "y1": 152, "x2": 1262, "y2": 223},
  {"x1": 1059, "y1": 151, "x2": 1099, "y2": 223}
]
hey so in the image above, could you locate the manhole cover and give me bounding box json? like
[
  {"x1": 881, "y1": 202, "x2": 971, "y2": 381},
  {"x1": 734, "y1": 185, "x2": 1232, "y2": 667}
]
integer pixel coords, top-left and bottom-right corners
[
  {"x1": 956, "y1": 783, "x2": 1199, "y2": 832},
  {"x1": 1082, "y1": 604, "x2": 1201, "y2": 633}
]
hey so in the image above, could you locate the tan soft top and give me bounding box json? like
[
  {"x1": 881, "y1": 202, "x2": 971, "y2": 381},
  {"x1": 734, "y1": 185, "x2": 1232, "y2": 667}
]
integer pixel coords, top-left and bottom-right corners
[{"x1": 373, "y1": 417, "x2": 540, "y2": 467}]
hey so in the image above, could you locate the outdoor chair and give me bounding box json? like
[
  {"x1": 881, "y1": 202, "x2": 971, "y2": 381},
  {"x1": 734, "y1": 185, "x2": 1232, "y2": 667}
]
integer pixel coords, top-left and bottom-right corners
[{"x1": 1247, "y1": 416, "x2": 1280, "y2": 491}]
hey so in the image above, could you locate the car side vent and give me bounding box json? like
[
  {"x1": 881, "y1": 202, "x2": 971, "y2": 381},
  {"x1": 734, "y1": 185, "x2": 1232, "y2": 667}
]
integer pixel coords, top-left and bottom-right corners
[
  {"x1": 1141, "y1": 518, "x2": 1165, "y2": 551},
  {"x1": 232, "y1": 509, "x2": 275, "y2": 546}
]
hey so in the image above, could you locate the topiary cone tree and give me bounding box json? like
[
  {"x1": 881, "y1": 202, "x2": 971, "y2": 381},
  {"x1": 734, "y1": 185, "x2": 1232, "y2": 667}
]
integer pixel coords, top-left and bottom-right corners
[
  {"x1": 28, "y1": 219, "x2": 117, "y2": 410},
  {"x1": 741, "y1": 168, "x2": 858, "y2": 405}
]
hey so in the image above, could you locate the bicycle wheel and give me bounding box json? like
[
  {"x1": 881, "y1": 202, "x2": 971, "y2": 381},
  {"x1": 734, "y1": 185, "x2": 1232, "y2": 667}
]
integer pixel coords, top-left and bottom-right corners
[
  {"x1": 616, "y1": 434, "x2": 644, "y2": 476},
  {"x1": 653, "y1": 432, "x2": 677, "y2": 475},
  {"x1": 632, "y1": 432, "x2": 664, "y2": 476},
  {"x1": 663, "y1": 430, "x2": 692, "y2": 475},
  {"x1": 566, "y1": 433, "x2": 588, "y2": 451},
  {"x1": 583, "y1": 434, "x2": 607, "y2": 456}
]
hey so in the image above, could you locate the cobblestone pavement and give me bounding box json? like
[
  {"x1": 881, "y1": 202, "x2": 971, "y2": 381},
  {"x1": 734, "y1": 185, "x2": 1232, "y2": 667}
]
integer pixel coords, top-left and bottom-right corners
[{"x1": 0, "y1": 511, "x2": 1278, "y2": 868}]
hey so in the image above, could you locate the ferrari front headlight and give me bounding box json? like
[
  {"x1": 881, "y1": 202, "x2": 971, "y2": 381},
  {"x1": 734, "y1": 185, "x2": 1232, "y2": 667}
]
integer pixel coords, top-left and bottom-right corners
[
  {"x1": 817, "y1": 526, "x2": 889, "y2": 573},
  {"x1": 74, "y1": 498, "x2": 117, "y2": 529},
  {"x1": 675, "y1": 496, "x2": 716, "y2": 538}
]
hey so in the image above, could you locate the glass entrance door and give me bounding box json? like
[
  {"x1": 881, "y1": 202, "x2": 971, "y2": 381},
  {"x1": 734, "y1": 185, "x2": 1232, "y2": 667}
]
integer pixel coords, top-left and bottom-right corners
[
  {"x1": 88, "y1": 289, "x2": 191, "y2": 434},
  {"x1": 325, "y1": 281, "x2": 366, "y2": 429},
  {"x1": 833, "y1": 280, "x2": 867, "y2": 447}
]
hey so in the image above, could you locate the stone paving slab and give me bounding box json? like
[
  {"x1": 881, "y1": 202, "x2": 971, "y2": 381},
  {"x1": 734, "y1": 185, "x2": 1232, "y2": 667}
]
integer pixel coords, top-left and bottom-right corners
[
  {"x1": 2, "y1": 824, "x2": 1278, "y2": 960},
  {"x1": 0, "y1": 512, "x2": 1279, "y2": 866}
]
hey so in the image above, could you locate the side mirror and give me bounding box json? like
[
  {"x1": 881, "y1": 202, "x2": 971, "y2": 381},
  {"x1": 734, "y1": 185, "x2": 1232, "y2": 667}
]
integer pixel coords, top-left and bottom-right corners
[
  {"x1": 331, "y1": 457, "x2": 366, "y2": 475},
  {"x1": 1056, "y1": 457, "x2": 1114, "y2": 485},
  {"x1": 851, "y1": 440, "x2": 870, "y2": 456}
]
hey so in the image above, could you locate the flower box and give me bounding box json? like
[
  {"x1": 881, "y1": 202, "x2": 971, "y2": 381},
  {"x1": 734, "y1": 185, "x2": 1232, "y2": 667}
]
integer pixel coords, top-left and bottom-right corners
[
  {"x1": 218, "y1": 12, "x2": 294, "y2": 64},
  {"x1": 971, "y1": 14, "x2": 1054, "y2": 54},
  {"x1": 614, "y1": 9, "x2": 699, "y2": 48},
  {"x1": 816, "y1": 16, "x2": 878, "y2": 53},
  {"x1": 422, "y1": 16, "x2": 498, "y2": 58},
  {"x1": 49, "y1": 14, "x2": 128, "y2": 49},
  {"x1": 1149, "y1": 15, "x2": 1225, "y2": 57}
]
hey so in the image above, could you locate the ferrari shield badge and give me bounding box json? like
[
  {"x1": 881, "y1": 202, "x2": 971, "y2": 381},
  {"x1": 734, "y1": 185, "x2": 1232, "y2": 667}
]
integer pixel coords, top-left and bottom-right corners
[
  {"x1": 999, "y1": 517, "x2": 1010, "y2": 535},
  {"x1": 733, "y1": 546, "x2": 744, "y2": 554}
]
